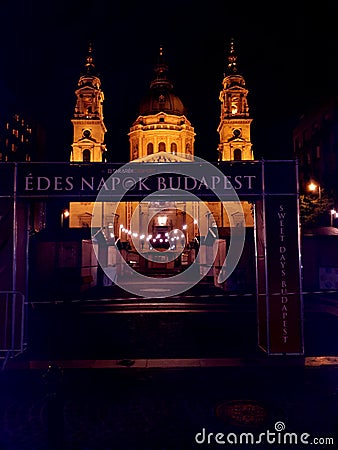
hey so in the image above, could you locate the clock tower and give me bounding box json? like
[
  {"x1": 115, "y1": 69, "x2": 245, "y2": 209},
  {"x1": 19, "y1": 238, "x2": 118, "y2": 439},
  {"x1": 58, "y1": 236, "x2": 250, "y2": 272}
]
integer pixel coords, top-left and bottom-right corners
[
  {"x1": 71, "y1": 43, "x2": 107, "y2": 162},
  {"x1": 217, "y1": 39, "x2": 253, "y2": 161}
]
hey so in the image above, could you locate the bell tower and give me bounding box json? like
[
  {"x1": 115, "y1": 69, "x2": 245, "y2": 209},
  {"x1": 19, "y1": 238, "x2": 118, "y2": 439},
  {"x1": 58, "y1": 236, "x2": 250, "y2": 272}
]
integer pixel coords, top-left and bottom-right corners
[
  {"x1": 217, "y1": 39, "x2": 253, "y2": 161},
  {"x1": 71, "y1": 43, "x2": 107, "y2": 162}
]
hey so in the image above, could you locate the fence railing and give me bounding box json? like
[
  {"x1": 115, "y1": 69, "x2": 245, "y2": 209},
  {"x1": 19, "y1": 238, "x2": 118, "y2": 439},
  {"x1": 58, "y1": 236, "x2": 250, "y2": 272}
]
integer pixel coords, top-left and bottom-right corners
[{"x1": 0, "y1": 291, "x2": 26, "y2": 369}]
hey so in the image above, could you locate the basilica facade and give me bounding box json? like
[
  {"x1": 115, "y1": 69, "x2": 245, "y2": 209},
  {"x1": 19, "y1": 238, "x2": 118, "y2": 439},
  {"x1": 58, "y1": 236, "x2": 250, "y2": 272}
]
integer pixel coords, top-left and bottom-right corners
[{"x1": 68, "y1": 40, "x2": 254, "y2": 276}]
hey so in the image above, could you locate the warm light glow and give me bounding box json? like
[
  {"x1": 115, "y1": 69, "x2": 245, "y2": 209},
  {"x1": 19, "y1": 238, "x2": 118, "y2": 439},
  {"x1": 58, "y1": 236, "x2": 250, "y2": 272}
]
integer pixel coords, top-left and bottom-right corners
[
  {"x1": 231, "y1": 103, "x2": 238, "y2": 114},
  {"x1": 308, "y1": 182, "x2": 317, "y2": 192},
  {"x1": 182, "y1": 224, "x2": 187, "y2": 230},
  {"x1": 157, "y1": 215, "x2": 167, "y2": 226},
  {"x1": 63, "y1": 209, "x2": 70, "y2": 218}
]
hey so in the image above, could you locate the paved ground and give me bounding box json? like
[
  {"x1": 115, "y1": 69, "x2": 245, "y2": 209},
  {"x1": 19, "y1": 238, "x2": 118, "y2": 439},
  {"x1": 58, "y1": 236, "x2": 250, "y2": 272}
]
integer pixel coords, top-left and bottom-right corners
[{"x1": 1, "y1": 282, "x2": 338, "y2": 450}]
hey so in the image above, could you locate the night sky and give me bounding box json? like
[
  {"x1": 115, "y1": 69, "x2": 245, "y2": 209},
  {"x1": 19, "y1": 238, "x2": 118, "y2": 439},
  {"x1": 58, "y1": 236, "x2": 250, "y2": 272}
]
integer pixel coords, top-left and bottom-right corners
[{"x1": 1, "y1": 1, "x2": 338, "y2": 163}]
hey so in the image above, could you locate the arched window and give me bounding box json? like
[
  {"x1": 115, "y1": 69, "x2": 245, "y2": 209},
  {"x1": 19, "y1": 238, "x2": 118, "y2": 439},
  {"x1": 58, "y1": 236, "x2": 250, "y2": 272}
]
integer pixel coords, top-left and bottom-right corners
[
  {"x1": 171, "y1": 142, "x2": 177, "y2": 153},
  {"x1": 158, "y1": 142, "x2": 166, "y2": 152},
  {"x1": 231, "y1": 97, "x2": 239, "y2": 115},
  {"x1": 147, "y1": 142, "x2": 153, "y2": 155},
  {"x1": 233, "y1": 148, "x2": 242, "y2": 161},
  {"x1": 83, "y1": 149, "x2": 91, "y2": 162}
]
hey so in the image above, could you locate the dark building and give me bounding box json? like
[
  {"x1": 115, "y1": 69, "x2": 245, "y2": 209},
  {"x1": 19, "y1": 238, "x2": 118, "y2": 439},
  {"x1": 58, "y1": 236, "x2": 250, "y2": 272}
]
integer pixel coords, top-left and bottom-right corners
[
  {"x1": 0, "y1": 113, "x2": 45, "y2": 162},
  {"x1": 292, "y1": 97, "x2": 338, "y2": 204}
]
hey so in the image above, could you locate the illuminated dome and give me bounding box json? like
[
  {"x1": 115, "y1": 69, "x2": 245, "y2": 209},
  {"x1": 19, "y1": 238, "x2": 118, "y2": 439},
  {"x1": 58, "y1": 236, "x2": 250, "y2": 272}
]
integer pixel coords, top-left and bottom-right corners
[{"x1": 138, "y1": 48, "x2": 186, "y2": 116}]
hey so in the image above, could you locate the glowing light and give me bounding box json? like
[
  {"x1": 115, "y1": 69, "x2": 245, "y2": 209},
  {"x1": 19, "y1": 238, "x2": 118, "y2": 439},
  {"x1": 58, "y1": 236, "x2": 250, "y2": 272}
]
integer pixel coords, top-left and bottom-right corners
[{"x1": 157, "y1": 215, "x2": 167, "y2": 226}]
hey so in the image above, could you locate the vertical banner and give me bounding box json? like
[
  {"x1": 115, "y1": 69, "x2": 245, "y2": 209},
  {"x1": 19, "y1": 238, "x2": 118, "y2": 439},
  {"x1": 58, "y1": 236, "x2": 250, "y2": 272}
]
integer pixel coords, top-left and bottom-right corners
[{"x1": 264, "y1": 195, "x2": 303, "y2": 354}]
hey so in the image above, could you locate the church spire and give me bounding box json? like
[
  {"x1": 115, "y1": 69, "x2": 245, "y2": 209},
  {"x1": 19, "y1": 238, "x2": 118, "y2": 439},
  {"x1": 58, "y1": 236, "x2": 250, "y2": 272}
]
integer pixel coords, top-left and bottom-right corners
[
  {"x1": 70, "y1": 42, "x2": 107, "y2": 162},
  {"x1": 226, "y1": 38, "x2": 238, "y2": 74},
  {"x1": 84, "y1": 41, "x2": 96, "y2": 75},
  {"x1": 150, "y1": 45, "x2": 173, "y2": 90},
  {"x1": 217, "y1": 38, "x2": 253, "y2": 161}
]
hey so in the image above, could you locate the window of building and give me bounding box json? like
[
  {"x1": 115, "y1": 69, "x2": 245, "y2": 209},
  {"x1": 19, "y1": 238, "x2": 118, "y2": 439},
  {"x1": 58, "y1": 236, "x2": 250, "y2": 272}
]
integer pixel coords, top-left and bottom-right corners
[
  {"x1": 234, "y1": 148, "x2": 242, "y2": 160},
  {"x1": 158, "y1": 142, "x2": 166, "y2": 152},
  {"x1": 83, "y1": 149, "x2": 91, "y2": 162},
  {"x1": 231, "y1": 97, "x2": 239, "y2": 115},
  {"x1": 171, "y1": 142, "x2": 177, "y2": 153},
  {"x1": 147, "y1": 143, "x2": 153, "y2": 155}
]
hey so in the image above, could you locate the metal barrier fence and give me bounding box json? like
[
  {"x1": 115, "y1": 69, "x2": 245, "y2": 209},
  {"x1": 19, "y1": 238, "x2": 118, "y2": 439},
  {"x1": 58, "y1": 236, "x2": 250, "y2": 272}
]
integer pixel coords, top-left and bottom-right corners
[{"x1": 0, "y1": 291, "x2": 26, "y2": 369}]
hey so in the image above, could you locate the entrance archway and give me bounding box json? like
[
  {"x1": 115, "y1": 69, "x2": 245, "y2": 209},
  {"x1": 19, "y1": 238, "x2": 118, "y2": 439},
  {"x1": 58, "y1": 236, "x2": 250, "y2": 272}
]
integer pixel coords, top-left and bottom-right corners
[{"x1": 0, "y1": 159, "x2": 304, "y2": 355}]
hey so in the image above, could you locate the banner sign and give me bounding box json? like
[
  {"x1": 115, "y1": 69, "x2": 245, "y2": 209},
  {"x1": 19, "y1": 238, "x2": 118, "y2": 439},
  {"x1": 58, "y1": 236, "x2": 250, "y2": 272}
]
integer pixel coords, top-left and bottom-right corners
[
  {"x1": 262, "y1": 195, "x2": 303, "y2": 354},
  {"x1": 0, "y1": 160, "x2": 299, "y2": 199},
  {"x1": 14, "y1": 161, "x2": 266, "y2": 200}
]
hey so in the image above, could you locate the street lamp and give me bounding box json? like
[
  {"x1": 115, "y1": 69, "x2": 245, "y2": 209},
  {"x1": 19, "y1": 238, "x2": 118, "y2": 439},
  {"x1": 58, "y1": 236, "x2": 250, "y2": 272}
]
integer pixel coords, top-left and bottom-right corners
[
  {"x1": 61, "y1": 209, "x2": 69, "y2": 227},
  {"x1": 308, "y1": 182, "x2": 321, "y2": 199},
  {"x1": 330, "y1": 209, "x2": 337, "y2": 227}
]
